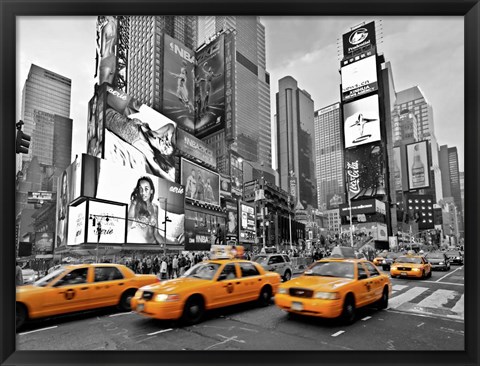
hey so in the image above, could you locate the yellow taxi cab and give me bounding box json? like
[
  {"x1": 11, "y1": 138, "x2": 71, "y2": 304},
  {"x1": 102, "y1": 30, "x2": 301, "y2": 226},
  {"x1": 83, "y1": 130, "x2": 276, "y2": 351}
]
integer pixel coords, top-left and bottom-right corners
[
  {"x1": 274, "y1": 247, "x2": 392, "y2": 324},
  {"x1": 390, "y1": 253, "x2": 432, "y2": 279},
  {"x1": 372, "y1": 252, "x2": 387, "y2": 266},
  {"x1": 131, "y1": 246, "x2": 281, "y2": 325},
  {"x1": 16, "y1": 263, "x2": 159, "y2": 330}
]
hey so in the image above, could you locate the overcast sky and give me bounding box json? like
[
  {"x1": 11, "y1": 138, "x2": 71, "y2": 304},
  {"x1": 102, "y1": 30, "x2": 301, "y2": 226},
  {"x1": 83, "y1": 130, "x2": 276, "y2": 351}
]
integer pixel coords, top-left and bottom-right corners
[{"x1": 17, "y1": 16, "x2": 464, "y2": 171}]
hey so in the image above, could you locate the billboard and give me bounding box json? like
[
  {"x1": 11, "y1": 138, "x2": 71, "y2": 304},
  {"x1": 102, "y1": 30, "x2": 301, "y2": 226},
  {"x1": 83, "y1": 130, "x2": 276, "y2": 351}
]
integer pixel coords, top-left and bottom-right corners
[
  {"x1": 407, "y1": 194, "x2": 434, "y2": 230},
  {"x1": 184, "y1": 211, "x2": 212, "y2": 251},
  {"x1": 224, "y1": 32, "x2": 236, "y2": 141},
  {"x1": 195, "y1": 34, "x2": 225, "y2": 138},
  {"x1": 225, "y1": 200, "x2": 238, "y2": 239},
  {"x1": 406, "y1": 140, "x2": 430, "y2": 190},
  {"x1": 27, "y1": 191, "x2": 55, "y2": 204},
  {"x1": 219, "y1": 176, "x2": 232, "y2": 198},
  {"x1": 162, "y1": 34, "x2": 196, "y2": 133},
  {"x1": 393, "y1": 146, "x2": 403, "y2": 192},
  {"x1": 339, "y1": 198, "x2": 386, "y2": 216},
  {"x1": 176, "y1": 128, "x2": 216, "y2": 168},
  {"x1": 181, "y1": 158, "x2": 220, "y2": 207},
  {"x1": 343, "y1": 94, "x2": 381, "y2": 148},
  {"x1": 104, "y1": 85, "x2": 177, "y2": 181},
  {"x1": 87, "y1": 201, "x2": 127, "y2": 244},
  {"x1": 239, "y1": 201, "x2": 256, "y2": 243},
  {"x1": 327, "y1": 193, "x2": 344, "y2": 210},
  {"x1": 243, "y1": 180, "x2": 257, "y2": 201},
  {"x1": 95, "y1": 16, "x2": 118, "y2": 85},
  {"x1": 34, "y1": 232, "x2": 54, "y2": 256},
  {"x1": 342, "y1": 21, "x2": 376, "y2": 57},
  {"x1": 82, "y1": 155, "x2": 185, "y2": 246},
  {"x1": 67, "y1": 201, "x2": 87, "y2": 246},
  {"x1": 86, "y1": 86, "x2": 106, "y2": 158},
  {"x1": 230, "y1": 151, "x2": 244, "y2": 197},
  {"x1": 345, "y1": 143, "x2": 386, "y2": 200},
  {"x1": 341, "y1": 55, "x2": 378, "y2": 102}
]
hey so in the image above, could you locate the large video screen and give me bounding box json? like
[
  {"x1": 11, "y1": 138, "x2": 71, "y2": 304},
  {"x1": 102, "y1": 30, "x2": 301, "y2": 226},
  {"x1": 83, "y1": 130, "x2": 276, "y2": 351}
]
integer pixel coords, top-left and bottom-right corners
[
  {"x1": 163, "y1": 34, "x2": 196, "y2": 133},
  {"x1": 239, "y1": 201, "x2": 256, "y2": 244},
  {"x1": 34, "y1": 232, "x2": 54, "y2": 255},
  {"x1": 406, "y1": 140, "x2": 430, "y2": 190},
  {"x1": 104, "y1": 85, "x2": 177, "y2": 181},
  {"x1": 67, "y1": 201, "x2": 87, "y2": 246},
  {"x1": 86, "y1": 201, "x2": 127, "y2": 244},
  {"x1": 343, "y1": 94, "x2": 381, "y2": 149},
  {"x1": 181, "y1": 158, "x2": 220, "y2": 207},
  {"x1": 345, "y1": 143, "x2": 386, "y2": 200},
  {"x1": 195, "y1": 34, "x2": 225, "y2": 138},
  {"x1": 341, "y1": 55, "x2": 378, "y2": 102},
  {"x1": 82, "y1": 155, "x2": 185, "y2": 246}
]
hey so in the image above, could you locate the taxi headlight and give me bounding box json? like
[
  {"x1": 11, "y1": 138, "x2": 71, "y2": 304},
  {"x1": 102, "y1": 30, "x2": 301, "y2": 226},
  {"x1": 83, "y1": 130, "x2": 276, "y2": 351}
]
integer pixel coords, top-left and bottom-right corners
[
  {"x1": 314, "y1": 292, "x2": 340, "y2": 300},
  {"x1": 277, "y1": 288, "x2": 288, "y2": 295},
  {"x1": 155, "y1": 294, "x2": 180, "y2": 302},
  {"x1": 412, "y1": 268, "x2": 421, "y2": 272},
  {"x1": 439, "y1": 262, "x2": 444, "y2": 265},
  {"x1": 391, "y1": 266, "x2": 397, "y2": 270}
]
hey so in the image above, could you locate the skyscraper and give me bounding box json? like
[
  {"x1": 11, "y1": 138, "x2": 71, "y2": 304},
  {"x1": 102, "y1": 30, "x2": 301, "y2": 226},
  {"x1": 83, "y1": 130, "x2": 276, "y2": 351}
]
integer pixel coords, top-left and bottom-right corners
[
  {"x1": 276, "y1": 76, "x2": 317, "y2": 210},
  {"x1": 198, "y1": 16, "x2": 272, "y2": 170},
  {"x1": 314, "y1": 103, "x2": 344, "y2": 211},
  {"x1": 19, "y1": 64, "x2": 72, "y2": 166}
]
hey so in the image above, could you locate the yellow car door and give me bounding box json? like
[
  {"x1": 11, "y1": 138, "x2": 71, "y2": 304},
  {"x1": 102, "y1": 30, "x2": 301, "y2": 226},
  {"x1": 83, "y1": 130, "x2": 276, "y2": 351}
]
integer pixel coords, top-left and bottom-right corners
[
  {"x1": 211, "y1": 263, "x2": 242, "y2": 308},
  {"x1": 363, "y1": 262, "x2": 386, "y2": 303},
  {"x1": 237, "y1": 262, "x2": 264, "y2": 302},
  {"x1": 356, "y1": 263, "x2": 372, "y2": 307},
  {"x1": 43, "y1": 267, "x2": 92, "y2": 315},
  {"x1": 92, "y1": 266, "x2": 128, "y2": 306}
]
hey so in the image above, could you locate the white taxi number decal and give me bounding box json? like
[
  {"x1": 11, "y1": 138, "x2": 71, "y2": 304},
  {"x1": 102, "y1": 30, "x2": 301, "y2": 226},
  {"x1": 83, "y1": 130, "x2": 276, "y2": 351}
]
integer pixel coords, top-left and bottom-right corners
[
  {"x1": 401, "y1": 272, "x2": 407, "y2": 276},
  {"x1": 137, "y1": 303, "x2": 144, "y2": 312},
  {"x1": 291, "y1": 302, "x2": 303, "y2": 311}
]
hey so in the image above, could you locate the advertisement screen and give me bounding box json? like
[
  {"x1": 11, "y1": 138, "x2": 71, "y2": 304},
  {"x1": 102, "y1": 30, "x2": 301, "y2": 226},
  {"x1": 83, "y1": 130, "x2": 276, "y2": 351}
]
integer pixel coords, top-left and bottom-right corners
[
  {"x1": 195, "y1": 34, "x2": 225, "y2": 138},
  {"x1": 342, "y1": 21, "x2": 376, "y2": 57},
  {"x1": 67, "y1": 201, "x2": 86, "y2": 246},
  {"x1": 34, "y1": 232, "x2": 54, "y2": 254},
  {"x1": 163, "y1": 34, "x2": 195, "y2": 133},
  {"x1": 27, "y1": 191, "x2": 55, "y2": 204},
  {"x1": 104, "y1": 85, "x2": 177, "y2": 181},
  {"x1": 225, "y1": 200, "x2": 238, "y2": 238},
  {"x1": 406, "y1": 140, "x2": 430, "y2": 190},
  {"x1": 87, "y1": 91, "x2": 103, "y2": 158},
  {"x1": 176, "y1": 128, "x2": 216, "y2": 168},
  {"x1": 407, "y1": 194, "x2": 434, "y2": 230},
  {"x1": 230, "y1": 151, "x2": 244, "y2": 197},
  {"x1": 341, "y1": 55, "x2": 378, "y2": 102},
  {"x1": 326, "y1": 193, "x2": 344, "y2": 210},
  {"x1": 95, "y1": 16, "x2": 118, "y2": 85},
  {"x1": 86, "y1": 201, "x2": 127, "y2": 244},
  {"x1": 345, "y1": 143, "x2": 386, "y2": 200},
  {"x1": 393, "y1": 146, "x2": 403, "y2": 192},
  {"x1": 56, "y1": 162, "x2": 77, "y2": 248},
  {"x1": 239, "y1": 201, "x2": 256, "y2": 243},
  {"x1": 224, "y1": 32, "x2": 236, "y2": 141},
  {"x1": 343, "y1": 94, "x2": 381, "y2": 148},
  {"x1": 18, "y1": 242, "x2": 33, "y2": 257},
  {"x1": 220, "y1": 176, "x2": 232, "y2": 198},
  {"x1": 83, "y1": 155, "x2": 185, "y2": 246},
  {"x1": 181, "y1": 158, "x2": 220, "y2": 207}
]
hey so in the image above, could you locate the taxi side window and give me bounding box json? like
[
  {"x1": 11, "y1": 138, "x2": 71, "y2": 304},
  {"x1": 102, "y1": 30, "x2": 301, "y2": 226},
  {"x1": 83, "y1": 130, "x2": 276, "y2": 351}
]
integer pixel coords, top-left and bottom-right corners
[
  {"x1": 363, "y1": 262, "x2": 380, "y2": 277},
  {"x1": 56, "y1": 268, "x2": 88, "y2": 286},
  {"x1": 219, "y1": 264, "x2": 237, "y2": 280},
  {"x1": 357, "y1": 264, "x2": 368, "y2": 280},
  {"x1": 239, "y1": 263, "x2": 260, "y2": 277},
  {"x1": 94, "y1": 267, "x2": 124, "y2": 282}
]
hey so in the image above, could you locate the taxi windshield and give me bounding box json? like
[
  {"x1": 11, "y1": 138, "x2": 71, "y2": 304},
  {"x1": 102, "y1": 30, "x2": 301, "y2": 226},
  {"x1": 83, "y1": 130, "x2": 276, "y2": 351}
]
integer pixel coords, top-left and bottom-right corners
[
  {"x1": 184, "y1": 262, "x2": 221, "y2": 280},
  {"x1": 306, "y1": 261, "x2": 354, "y2": 279},
  {"x1": 34, "y1": 268, "x2": 66, "y2": 287},
  {"x1": 395, "y1": 256, "x2": 422, "y2": 264}
]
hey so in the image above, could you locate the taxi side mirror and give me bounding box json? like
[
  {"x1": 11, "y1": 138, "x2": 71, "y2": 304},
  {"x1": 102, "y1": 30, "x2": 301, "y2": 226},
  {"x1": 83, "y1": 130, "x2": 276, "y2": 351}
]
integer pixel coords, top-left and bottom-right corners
[
  {"x1": 217, "y1": 273, "x2": 227, "y2": 281},
  {"x1": 358, "y1": 273, "x2": 368, "y2": 280}
]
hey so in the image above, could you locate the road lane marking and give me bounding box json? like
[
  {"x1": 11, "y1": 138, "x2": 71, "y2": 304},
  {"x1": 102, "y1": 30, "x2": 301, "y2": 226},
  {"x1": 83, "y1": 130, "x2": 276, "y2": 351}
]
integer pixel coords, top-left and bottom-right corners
[
  {"x1": 392, "y1": 285, "x2": 408, "y2": 291},
  {"x1": 385, "y1": 308, "x2": 464, "y2": 323},
  {"x1": 388, "y1": 287, "x2": 429, "y2": 309},
  {"x1": 436, "y1": 266, "x2": 464, "y2": 283},
  {"x1": 416, "y1": 289, "x2": 457, "y2": 308},
  {"x1": 417, "y1": 322, "x2": 425, "y2": 327},
  {"x1": 331, "y1": 331, "x2": 345, "y2": 337},
  {"x1": 451, "y1": 294, "x2": 464, "y2": 317},
  {"x1": 18, "y1": 326, "x2": 58, "y2": 335},
  {"x1": 147, "y1": 328, "x2": 173, "y2": 336},
  {"x1": 417, "y1": 280, "x2": 463, "y2": 286},
  {"x1": 361, "y1": 316, "x2": 372, "y2": 321},
  {"x1": 439, "y1": 327, "x2": 464, "y2": 336},
  {"x1": 109, "y1": 311, "x2": 133, "y2": 317}
]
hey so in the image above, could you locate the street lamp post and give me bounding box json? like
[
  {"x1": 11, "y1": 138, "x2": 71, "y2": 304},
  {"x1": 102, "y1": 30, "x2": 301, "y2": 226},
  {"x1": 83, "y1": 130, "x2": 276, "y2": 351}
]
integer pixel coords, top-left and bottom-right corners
[
  {"x1": 159, "y1": 197, "x2": 171, "y2": 256},
  {"x1": 89, "y1": 214, "x2": 110, "y2": 263}
]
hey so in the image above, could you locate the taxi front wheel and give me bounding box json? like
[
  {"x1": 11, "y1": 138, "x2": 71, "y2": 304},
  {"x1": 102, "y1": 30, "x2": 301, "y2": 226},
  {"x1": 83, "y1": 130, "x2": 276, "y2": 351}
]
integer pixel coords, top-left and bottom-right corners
[
  {"x1": 341, "y1": 295, "x2": 356, "y2": 325},
  {"x1": 118, "y1": 290, "x2": 136, "y2": 312},
  {"x1": 258, "y1": 286, "x2": 272, "y2": 307},
  {"x1": 182, "y1": 296, "x2": 205, "y2": 325}
]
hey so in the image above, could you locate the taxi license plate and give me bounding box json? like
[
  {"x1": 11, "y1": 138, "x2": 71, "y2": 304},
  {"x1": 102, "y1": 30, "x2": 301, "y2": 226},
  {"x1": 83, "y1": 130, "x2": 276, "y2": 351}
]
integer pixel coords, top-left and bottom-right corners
[
  {"x1": 401, "y1": 272, "x2": 407, "y2": 276},
  {"x1": 291, "y1": 302, "x2": 303, "y2": 311},
  {"x1": 137, "y1": 303, "x2": 144, "y2": 312}
]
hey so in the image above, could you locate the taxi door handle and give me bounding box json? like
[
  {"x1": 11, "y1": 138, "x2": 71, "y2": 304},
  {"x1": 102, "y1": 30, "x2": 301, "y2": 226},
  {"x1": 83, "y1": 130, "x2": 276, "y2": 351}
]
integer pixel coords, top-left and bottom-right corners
[
  {"x1": 80, "y1": 287, "x2": 89, "y2": 290},
  {"x1": 236, "y1": 282, "x2": 241, "y2": 285},
  {"x1": 118, "y1": 283, "x2": 124, "y2": 286}
]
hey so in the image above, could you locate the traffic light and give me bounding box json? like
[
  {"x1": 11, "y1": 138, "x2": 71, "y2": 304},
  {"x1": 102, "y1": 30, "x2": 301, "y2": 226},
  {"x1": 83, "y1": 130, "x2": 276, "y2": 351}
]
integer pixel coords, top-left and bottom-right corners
[{"x1": 16, "y1": 120, "x2": 31, "y2": 154}]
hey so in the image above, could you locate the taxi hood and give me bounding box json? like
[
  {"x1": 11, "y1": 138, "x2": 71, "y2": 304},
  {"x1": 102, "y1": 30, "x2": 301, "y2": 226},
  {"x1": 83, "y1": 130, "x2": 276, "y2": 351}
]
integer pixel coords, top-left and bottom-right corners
[
  {"x1": 16, "y1": 284, "x2": 46, "y2": 297},
  {"x1": 140, "y1": 277, "x2": 211, "y2": 293},
  {"x1": 285, "y1": 275, "x2": 354, "y2": 291}
]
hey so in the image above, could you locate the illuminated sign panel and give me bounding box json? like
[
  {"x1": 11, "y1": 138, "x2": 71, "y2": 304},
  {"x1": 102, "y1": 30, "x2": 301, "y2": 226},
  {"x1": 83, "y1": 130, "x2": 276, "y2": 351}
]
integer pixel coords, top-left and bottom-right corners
[
  {"x1": 181, "y1": 158, "x2": 220, "y2": 208},
  {"x1": 343, "y1": 94, "x2": 381, "y2": 149},
  {"x1": 341, "y1": 55, "x2": 378, "y2": 102},
  {"x1": 342, "y1": 21, "x2": 376, "y2": 57},
  {"x1": 406, "y1": 140, "x2": 430, "y2": 190},
  {"x1": 239, "y1": 201, "x2": 256, "y2": 243}
]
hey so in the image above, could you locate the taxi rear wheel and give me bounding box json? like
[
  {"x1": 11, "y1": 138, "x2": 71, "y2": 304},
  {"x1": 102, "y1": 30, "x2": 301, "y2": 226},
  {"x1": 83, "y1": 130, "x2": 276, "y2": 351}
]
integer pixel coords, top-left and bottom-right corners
[
  {"x1": 258, "y1": 286, "x2": 272, "y2": 307},
  {"x1": 182, "y1": 296, "x2": 205, "y2": 325},
  {"x1": 16, "y1": 303, "x2": 27, "y2": 330},
  {"x1": 341, "y1": 295, "x2": 356, "y2": 325},
  {"x1": 118, "y1": 290, "x2": 136, "y2": 312}
]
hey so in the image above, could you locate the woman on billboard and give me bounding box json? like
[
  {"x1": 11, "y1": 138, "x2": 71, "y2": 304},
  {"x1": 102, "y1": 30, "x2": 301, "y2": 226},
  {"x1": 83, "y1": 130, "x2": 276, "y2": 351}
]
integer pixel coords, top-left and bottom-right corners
[
  {"x1": 227, "y1": 211, "x2": 237, "y2": 236},
  {"x1": 127, "y1": 176, "x2": 164, "y2": 244},
  {"x1": 57, "y1": 170, "x2": 69, "y2": 247}
]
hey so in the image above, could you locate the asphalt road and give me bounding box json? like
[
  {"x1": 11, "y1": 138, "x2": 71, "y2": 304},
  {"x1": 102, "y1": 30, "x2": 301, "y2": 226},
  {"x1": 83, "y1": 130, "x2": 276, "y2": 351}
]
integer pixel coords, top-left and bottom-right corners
[{"x1": 16, "y1": 266, "x2": 465, "y2": 351}]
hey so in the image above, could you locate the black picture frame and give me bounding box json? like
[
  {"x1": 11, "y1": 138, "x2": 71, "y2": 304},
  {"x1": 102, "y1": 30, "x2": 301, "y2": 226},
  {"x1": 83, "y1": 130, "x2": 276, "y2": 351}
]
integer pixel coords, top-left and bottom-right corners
[{"x1": 1, "y1": 1, "x2": 478, "y2": 366}]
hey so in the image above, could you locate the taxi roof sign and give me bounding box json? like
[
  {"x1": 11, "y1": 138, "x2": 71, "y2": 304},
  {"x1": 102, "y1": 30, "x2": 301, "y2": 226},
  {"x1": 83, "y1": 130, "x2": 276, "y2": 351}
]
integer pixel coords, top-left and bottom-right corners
[
  {"x1": 210, "y1": 245, "x2": 245, "y2": 260},
  {"x1": 329, "y1": 246, "x2": 356, "y2": 259}
]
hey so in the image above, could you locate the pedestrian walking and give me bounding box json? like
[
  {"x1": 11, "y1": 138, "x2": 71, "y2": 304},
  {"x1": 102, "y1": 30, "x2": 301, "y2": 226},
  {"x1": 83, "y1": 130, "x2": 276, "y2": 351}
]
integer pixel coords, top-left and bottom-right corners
[
  {"x1": 16, "y1": 261, "x2": 23, "y2": 286},
  {"x1": 172, "y1": 255, "x2": 179, "y2": 278},
  {"x1": 160, "y1": 257, "x2": 168, "y2": 280}
]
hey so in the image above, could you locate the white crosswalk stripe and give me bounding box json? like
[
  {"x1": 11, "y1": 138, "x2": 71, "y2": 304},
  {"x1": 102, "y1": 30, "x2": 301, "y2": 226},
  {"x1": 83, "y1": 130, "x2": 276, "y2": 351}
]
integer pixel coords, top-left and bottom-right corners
[
  {"x1": 388, "y1": 287, "x2": 429, "y2": 309},
  {"x1": 416, "y1": 289, "x2": 456, "y2": 308}
]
